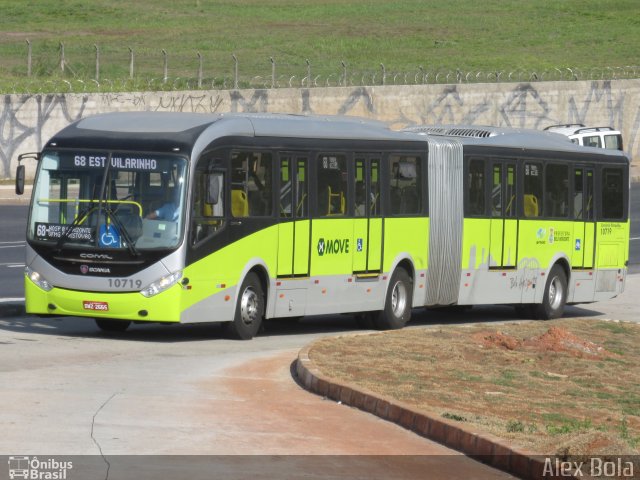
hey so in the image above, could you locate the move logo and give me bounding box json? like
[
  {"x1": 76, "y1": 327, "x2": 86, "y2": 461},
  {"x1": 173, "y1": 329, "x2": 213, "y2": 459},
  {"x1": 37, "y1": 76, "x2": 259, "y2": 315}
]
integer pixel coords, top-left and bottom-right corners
[{"x1": 317, "y1": 238, "x2": 350, "y2": 256}]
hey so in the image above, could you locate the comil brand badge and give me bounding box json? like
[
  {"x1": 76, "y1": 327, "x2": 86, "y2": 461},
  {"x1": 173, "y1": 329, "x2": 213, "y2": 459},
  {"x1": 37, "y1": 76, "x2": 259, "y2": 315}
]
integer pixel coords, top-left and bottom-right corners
[{"x1": 8, "y1": 456, "x2": 73, "y2": 479}]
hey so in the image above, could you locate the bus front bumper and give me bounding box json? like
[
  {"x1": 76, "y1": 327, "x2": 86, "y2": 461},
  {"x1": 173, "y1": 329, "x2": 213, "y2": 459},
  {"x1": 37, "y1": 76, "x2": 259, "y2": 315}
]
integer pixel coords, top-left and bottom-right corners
[{"x1": 24, "y1": 277, "x2": 183, "y2": 323}]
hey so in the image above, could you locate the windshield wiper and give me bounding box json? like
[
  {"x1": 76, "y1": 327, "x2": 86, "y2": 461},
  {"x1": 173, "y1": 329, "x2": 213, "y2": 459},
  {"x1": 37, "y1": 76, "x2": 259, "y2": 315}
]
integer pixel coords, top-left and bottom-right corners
[{"x1": 54, "y1": 204, "x2": 97, "y2": 252}]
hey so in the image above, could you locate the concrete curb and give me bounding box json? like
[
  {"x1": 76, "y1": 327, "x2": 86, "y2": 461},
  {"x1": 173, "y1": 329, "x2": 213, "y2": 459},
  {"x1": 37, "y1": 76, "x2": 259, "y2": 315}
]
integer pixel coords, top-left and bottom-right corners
[{"x1": 295, "y1": 342, "x2": 548, "y2": 480}]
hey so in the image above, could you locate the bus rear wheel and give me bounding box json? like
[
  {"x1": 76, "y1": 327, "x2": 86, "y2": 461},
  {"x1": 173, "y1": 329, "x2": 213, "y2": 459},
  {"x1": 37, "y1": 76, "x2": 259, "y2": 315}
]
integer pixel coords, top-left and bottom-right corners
[
  {"x1": 374, "y1": 267, "x2": 412, "y2": 330},
  {"x1": 95, "y1": 318, "x2": 131, "y2": 332},
  {"x1": 226, "y1": 272, "x2": 264, "y2": 340},
  {"x1": 534, "y1": 264, "x2": 567, "y2": 320}
]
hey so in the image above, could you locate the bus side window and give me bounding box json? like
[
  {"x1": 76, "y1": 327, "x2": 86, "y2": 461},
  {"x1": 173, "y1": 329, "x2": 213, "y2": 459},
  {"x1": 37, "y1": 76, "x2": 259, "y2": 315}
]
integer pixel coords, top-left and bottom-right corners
[
  {"x1": 491, "y1": 164, "x2": 502, "y2": 217},
  {"x1": 231, "y1": 151, "x2": 273, "y2": 217},
  {"x1": 573, "y1": 169, "x2": 584, "y2": 219},
  {"x1": 600, "y1": 167, "x2": 624, "y2": 220},
  {"x1": 523, "y1": 162, "x2": 543, "y2": 217},
  {"x1": 389, "y1": 155, "x2": 421, "y2": 215},
  {"x1": 466, "y1": 159, "x2": 485, "y2": 216},
  {"x1": 191, "y1": 166, "x2": 225, "y2": 245},
  {"x1": 585, "y1": 170, "x2": 594, "y2": 220},
  {"x1": 545, "y1": 164, "x2": 569, "y2": 218},
  {"x1": 317, "y1": 154, "x2": 347, "y2": 216}
]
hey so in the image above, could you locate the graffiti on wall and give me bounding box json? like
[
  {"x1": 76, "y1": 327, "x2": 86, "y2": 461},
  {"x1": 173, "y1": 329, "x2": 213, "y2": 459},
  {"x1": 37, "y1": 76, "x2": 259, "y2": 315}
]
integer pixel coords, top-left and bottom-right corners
[
  {"x1": 1, "y1": 80, "x2": 638, "y2": 178},
  {"x1": 0, "y1": 94, "x2": 88, "y2": 177}
]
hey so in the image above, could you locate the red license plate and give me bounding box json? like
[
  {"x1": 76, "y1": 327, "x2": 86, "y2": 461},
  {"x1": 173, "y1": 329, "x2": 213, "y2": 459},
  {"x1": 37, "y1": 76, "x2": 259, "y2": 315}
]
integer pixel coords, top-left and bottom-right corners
[{"x1": 83, "y1": 301, "x2": 109, "y2": 312}]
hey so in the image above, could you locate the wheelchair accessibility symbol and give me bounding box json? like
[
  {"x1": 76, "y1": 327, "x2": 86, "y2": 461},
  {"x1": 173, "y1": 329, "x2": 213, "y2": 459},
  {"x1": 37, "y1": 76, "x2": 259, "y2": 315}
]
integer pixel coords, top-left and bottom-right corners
[{"x1": 99, "y1": 224, "x2": 121, "y2": 248}]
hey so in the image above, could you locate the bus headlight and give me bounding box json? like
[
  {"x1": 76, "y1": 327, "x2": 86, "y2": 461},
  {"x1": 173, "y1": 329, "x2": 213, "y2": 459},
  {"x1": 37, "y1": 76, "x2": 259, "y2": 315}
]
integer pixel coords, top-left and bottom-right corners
[
  {"x1": 140, "y1": 271, "x2": 182, "y2": 298},
  {"x1": 25, "y1": 266, "x2": 53, "y2": 292}
]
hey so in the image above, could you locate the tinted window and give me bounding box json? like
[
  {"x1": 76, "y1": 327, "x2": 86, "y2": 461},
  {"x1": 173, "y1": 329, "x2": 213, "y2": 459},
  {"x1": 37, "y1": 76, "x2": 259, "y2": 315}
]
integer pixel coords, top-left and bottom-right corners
[
  {"x1": 545, "y1": 164, "x2": 569, "y2": 218},
  {"x1": 191, "y1": 160, "x2": 225, "y2": 245},
  {"x1": 389, "y1": 155, "x2": 421, "y2": 215},
  {"x1": 467, "y1": 159, "x2": 485, "y2": 216},
  {"x1": 279, "y1": 156, "x2": 308, "y2": 218},
  {"x1": 231, "y1": 151, "x2": 273, "y2": 217},
  {"x1": 523, "y1": 162, "x2": 543, "y2": 217},
  {"x1": 601, "y1": 167, "x2": 624, "y2": 219},
  {"x1": 491, "y1": 164, "x2": 502, "y2": 217},
  {"x1": 317, "y1": 154, "x2": 347, "y2": 216}
]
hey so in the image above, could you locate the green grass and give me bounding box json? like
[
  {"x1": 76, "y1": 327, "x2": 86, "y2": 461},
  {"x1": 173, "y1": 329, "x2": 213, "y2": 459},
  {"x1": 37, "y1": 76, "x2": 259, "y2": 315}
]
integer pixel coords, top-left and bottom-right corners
[
  {"x1": 542, "y1": 413, "x2": 593, "y2": 436},
  {"x1": 1, "y1": 0, "x2": 639, "y2": 92}
]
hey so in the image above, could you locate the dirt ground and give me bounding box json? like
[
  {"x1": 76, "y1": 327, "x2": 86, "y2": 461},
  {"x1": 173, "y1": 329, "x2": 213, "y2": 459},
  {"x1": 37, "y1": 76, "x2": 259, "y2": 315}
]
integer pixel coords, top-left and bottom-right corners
[{"x1": 309, "y1": 318, "x2": 640, "y2": 460}]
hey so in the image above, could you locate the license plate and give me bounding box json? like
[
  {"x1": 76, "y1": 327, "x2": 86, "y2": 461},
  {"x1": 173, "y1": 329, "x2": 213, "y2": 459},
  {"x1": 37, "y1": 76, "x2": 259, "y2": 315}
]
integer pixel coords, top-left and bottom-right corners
[{"x1": 83, "y1": 301, "x2": 109, "y2": 312}]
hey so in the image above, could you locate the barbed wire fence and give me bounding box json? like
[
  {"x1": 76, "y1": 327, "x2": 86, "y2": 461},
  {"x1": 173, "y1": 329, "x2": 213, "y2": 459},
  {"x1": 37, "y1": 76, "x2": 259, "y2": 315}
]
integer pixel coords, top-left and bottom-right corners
[{"x1": 1, "y1": 41, "x2": 639, "y2": 94}]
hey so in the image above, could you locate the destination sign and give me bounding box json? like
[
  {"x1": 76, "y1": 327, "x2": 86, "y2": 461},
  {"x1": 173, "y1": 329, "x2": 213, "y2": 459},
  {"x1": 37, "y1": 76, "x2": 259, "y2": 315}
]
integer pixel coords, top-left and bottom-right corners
[
  {"x1": 60, "y1": 154, "x2": 160, "y2": 171},
  {"x1": 35, "y1": 222, "x2": 95, "y2": 242}
]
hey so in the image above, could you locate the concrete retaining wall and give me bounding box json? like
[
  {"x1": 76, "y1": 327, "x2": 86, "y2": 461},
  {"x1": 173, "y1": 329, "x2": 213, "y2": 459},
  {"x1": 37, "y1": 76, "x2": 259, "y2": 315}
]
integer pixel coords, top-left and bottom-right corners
[{"x1": 1, "y1": 79, "x2": 638, "y2": 179}]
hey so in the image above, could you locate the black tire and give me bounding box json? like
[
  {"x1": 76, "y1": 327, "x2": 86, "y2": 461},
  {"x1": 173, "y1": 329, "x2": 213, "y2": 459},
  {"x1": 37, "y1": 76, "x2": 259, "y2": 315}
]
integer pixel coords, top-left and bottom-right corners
[
  {"x1": 373, "y1": 267, "x2": 412, "y2": 330},
  {"x1": 95, "y1": 318, "x2": 131, "y2": 332},
  {"x1": 533, "y1": 264, "x2": 568, "y2": 320},
  {"x1": 225, "y1": 272, "x2": 264, "y2": 340}
]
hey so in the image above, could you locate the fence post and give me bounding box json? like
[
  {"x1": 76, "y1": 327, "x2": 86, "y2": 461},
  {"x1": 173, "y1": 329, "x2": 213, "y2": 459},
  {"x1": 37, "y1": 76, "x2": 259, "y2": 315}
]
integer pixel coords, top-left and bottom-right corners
[
  {"x1": 162, "y1": 49, "x2": 168, "y2": 83},
  {"x1": 129, "y1": 47, "x2": 134, "y2": 79},
  {"x1": 197, "y1": 52, "x2": 203, "y2": 88},
  {"x1": 419, "y1": 66, "x2": 424, "y2": 84},
  {"x1": 59, "y1": 42, "x2": 65, "y2": 73},
  {"x1": 26, "y1": 40, "x2": 32, "y2": 77},
  {"x1": 270, "y1": 57, "x2": 275, "y2": 89},
  {"x1": 306, "y1": 59, "x2": 311, "y2": 87},
  {"x1": 341, "y1": 61, "x2": 347, "y2": 87},
  {"x1": 380, "y1": 63, "x2": 386, "y2": 85},
  {"x1": 94, "y1": 44, "x2": 100, "y2": 81},
  {"x1": 232, "y1": 54, "x2": 238, "y2": 89}
]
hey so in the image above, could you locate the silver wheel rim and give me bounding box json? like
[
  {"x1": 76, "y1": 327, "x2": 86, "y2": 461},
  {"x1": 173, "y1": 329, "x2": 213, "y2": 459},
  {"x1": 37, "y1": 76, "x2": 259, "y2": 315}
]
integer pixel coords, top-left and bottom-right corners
[
  {"x1": 391, "y1": 280, "x2": 407, "y2": 318},
  {"x1": 240, "y1": 286, "x2": 259, "y2": 326},
  {"x1": 548, "y1": 276, "x2": 563, "y2": 310}
]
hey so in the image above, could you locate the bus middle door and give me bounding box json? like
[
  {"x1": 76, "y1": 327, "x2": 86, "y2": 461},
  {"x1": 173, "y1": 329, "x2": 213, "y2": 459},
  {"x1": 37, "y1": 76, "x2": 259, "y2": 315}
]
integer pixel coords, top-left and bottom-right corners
[
  {"x1": 353, "y1": 156, "x2": 382, "y2": 274},
  {"x1": 277, "y1": 155, "x2": 310, "y2": 278},
  {"x1": 571, "y1": 167, "x2": 595, "y2": 269},
  {"x1": 489, "y1": 162, "x2": 518, "y2": 299}
]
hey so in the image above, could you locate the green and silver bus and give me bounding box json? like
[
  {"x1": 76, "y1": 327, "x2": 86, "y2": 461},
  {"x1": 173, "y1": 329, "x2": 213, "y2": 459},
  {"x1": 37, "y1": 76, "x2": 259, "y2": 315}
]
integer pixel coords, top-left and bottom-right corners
[{"x1": 17, "y1": 113, "x2": 630, "y2": 339}]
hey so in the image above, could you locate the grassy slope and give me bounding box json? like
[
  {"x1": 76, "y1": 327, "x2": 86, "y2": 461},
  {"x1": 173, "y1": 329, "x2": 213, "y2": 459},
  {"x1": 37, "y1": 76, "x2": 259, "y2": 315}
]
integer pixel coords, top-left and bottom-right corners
[{"x1": 0, "y1": 0, "x2": 639, "y2": 85}]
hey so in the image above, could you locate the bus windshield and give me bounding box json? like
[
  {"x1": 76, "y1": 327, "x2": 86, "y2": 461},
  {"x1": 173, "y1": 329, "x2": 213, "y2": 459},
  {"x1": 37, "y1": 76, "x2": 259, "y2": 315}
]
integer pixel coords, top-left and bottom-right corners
[{"x1": 28, "y1": 151, "x2": 188, "y2": 251}]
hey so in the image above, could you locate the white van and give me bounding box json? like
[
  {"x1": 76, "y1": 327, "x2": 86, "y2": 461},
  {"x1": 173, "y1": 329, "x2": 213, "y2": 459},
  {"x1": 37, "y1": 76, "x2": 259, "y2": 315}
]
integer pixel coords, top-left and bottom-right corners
[{"x1": 544, "y1": 124, "x2": 623, "y2": 151}]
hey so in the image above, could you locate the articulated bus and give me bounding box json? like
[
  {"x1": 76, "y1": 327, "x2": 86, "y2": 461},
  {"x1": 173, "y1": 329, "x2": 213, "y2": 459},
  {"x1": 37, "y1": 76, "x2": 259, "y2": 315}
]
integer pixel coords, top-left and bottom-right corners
[{"x1": 16, "y1": 113, "x2": 630, "y2": 339}]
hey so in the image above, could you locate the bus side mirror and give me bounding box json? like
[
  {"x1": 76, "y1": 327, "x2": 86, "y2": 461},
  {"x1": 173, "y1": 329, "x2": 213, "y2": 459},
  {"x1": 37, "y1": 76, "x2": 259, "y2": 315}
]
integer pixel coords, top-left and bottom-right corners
[
  {"x1": 207, "y1": 173, "x2": 222, "y2": 205},
  {"x1": 15, "y1": 165, "x2": 25, "y2": 195}
]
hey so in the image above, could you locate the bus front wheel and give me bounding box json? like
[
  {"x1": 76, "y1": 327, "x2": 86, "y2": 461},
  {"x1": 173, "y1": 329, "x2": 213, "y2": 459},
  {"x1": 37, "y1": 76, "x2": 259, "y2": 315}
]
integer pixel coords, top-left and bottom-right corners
[
  {"x1": 95, "y1": 318, "x2": 131, "y2": 332},
  {"x1": 374, "y1": 267, "x2": 412, "y2": 330},
  {"x1": 534, "y1": 264, "x2": 567, "y2": 320},
  {"x1": 226, "y1": 272, "x2": 264, "y2": 340}
]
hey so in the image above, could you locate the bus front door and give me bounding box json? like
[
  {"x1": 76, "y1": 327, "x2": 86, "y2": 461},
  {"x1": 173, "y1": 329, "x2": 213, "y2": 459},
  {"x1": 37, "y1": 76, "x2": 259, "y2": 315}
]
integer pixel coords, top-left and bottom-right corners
[
  {"x1": 352, "y1": 156, "x2": 382, "y2": 274},
  {"x1": 277, "y1": 155, "x2": 310, "y2": 277},
  {"x1": 489, "y1": 162, "x2": 518, "y2": 269},
  {"x1": 571, "y1": 167, "x2": 595, "y2": 269}
]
